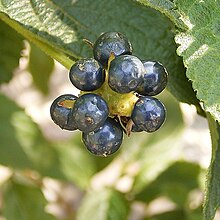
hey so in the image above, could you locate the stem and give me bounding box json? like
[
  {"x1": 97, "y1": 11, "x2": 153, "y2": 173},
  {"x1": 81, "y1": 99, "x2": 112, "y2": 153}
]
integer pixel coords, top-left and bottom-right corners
[{"x1": 82, "y1": 39, "x2": 94, "y2": 49}]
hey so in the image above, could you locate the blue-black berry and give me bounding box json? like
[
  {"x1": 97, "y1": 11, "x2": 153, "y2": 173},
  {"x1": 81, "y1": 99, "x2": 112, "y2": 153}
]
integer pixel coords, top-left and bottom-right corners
[
  {"x1": 69, "y1": 58, "x2": 105, "y2": 91},
  {"x1": 72, "y1": 93, "x2": 109, "y2": 133},
  {"x1": 93, "y1": 32, "x2": 132, "y2": 67},
  {"x1": 137, "y1": 61, "x2": 168, "y2": 96},
  {"x1": 108, "y1": 55, "x2": 144, "y2": 93},
  {"x1": 82, "y1": 118, "x2": 123, "y2": 157},
  {"x1": 50, "y1": 32, "x2": 169, "y2": 157},
  {"x1": 50, "y1": 94, "x2": 78, "y2": 131},
  {"x1": 131, "y1": 123, "x2": 143, "y2": 132},
  {"x1": 131, "y1": 96, "x2": 166, "y2": 132}
]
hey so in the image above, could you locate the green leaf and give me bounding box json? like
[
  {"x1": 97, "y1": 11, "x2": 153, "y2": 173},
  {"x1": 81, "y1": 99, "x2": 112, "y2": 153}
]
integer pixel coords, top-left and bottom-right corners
[
  {"x1": 92, "y1": 156, "x2": 115, "y2": 172},
  {"x1": 54, "y1": 134, "x2": 97, "y2": 188},
  {"x1": 2, "y1": 180, "x2": 56, "y2": 220},
  {"x1": 0, "y1": 0, "x2": 198, "y2": 105},
  {"x1": 10, "y1": 109, "x2": 67, "y2": 179},
  {"x1": 76, "y1": 189, "x2": 129, "y2": 220},
  {"x1": 135, "y1": 161, "x2": 201, "y2": 206},
  {"x1": 0, "y1": 94, "x2": 33, "y2": 168},
  {"x1": 174, "y1": 0, "x2": 220, "y2": 122},
  {"x1": 28, "y1": 44, "x2": 54, "y2": 94},
  {"x1": 204, "y1": 115, "x2": 220, "y2": 220},
  {"x1": 144, "y1": 209, "x2": 186, "y2": 220},
  {"x1": 0, "y1": 12, "x2": 74, "y2": 69},
  {"x1": 145, "y1": 207, "x2": 203, "y2": 220},
  {"x1": 134, "y1": 0, "x2": 187, "y2": 30},
  {"x1": 0, "y1": 19, "x2": 23, "y2": 83},
  {"x1": 0, "y1": 94, "x2": 95, "y2": 188}
]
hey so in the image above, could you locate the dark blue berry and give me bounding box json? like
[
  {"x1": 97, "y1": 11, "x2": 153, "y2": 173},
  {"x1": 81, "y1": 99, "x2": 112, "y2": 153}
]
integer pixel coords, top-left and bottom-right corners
[
  {"x1": 137, "y1": 61, "x2": 168, "y2": 96},
  {"x1": 69, "y1": 58, "x2": 105, "y2": 91},
  {"x1": 93, "y1": 32, "x2": 132, "y2": 67},
  {"x1": 50, "y1": 94, "x2": 78, "y2": 131},
  {"x1": 82, "y1": 118, "x2": 123, "y2": 156},
  {"x1": 131, "y1": 123, "x2": 143, "y2": 132},
  {"x1": 72, "y1": 93, "x2": 109, "y2": 133},
  {"x1": 108, "y1": 55, "x2": 144, "y2": 93},
  {"x1": 131, "y1": 96, "x2": 166, "y2": 132}
]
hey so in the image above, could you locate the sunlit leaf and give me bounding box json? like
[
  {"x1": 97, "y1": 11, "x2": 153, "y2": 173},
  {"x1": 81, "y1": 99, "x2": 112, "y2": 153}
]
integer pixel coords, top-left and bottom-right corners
[
  {"x1": 77, "y1": 189, "x2": 129, "y2": 220},
  {"x1": 174, "y1": 0, "x2": 220, "y2": 122},
  {"x1": 0, "y1": 0, "x2": 199, "y2": 105}
]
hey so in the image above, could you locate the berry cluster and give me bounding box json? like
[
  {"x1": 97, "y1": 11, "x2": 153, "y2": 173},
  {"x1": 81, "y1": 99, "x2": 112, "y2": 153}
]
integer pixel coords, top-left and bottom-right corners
[{"x1": 50, "y1": 32, "x2": 168, "y2": 157}]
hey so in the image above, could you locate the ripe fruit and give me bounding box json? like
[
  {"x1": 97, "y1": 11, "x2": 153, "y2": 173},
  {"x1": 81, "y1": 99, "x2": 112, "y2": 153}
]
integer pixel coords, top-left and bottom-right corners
[
  {"x1": 50, "y1": 94, "x2": 78, "y2": 131},
  {"x1": 72, "y1": 93, "x2": 109, "y2": 133},
  {"x1": 131, "y1": 123, "x2": 143, "y2": 132},
  {"x1": 137, "y1": 61, "x2": 168, "y2": 96},
  {"x1": 131, "y1": 96, "x2": 166, "y2": 132},
  {"x1": 108, "y1": 55, "x2": 144, "y2": 93},
  {"x1": 82, "y1": 118, "x2": 123, "y2": 156},
  {"x1": 93, "y1": 32, "x2": 132, "y2": 67},
  {"x1": 69, "y1": 58, "x2": 105, "y2": 91},
  {"x1": 50, "y1": 32, "x2": 169, "y2": 157}
]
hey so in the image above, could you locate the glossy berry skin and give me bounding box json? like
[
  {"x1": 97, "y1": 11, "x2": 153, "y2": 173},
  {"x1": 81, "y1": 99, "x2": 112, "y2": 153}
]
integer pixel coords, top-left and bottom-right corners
[
  {"x1": 131, "y1": 123, "x2": 143, "y2": 132},
  {"x1": 93, "y1": 32, "x2": 132, "y2": 67},
  {"x1": 50, "y1": 94, "x2": 78, "y2": 131},
  {"x1": 69, "y1": 58, "x2": 105, "y2": 91},
  {"x1": 131, "y1": 96, "x2": 166, "y2": 132},
  {"x1": 137, "y1": 61, "x2": 168, "y2": 96},
  {"x1": 82, "y1": 118, "x2": 123, "y2": 157},
  {"x1": 72, "y1": 93, "x2": 109, "y2": 133},
  {"x1": 108, "y1": 55, "x2": 144, "y2": 93}
]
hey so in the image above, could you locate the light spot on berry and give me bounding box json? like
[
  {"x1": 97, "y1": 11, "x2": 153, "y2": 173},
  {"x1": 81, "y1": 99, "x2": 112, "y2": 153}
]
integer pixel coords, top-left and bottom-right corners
[
  {"x1": 86, "y1": 117, "x2": 94, "y2": 125},
  {"x1": 103, "y1": 152, "x2": 108, "y2": 157}
]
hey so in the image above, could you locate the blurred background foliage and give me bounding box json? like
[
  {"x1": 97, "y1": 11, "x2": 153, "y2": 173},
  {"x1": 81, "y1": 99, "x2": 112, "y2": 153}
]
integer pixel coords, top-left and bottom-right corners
[{"x1": 0, "y1": 8, "x2": 216, "y2": 220}]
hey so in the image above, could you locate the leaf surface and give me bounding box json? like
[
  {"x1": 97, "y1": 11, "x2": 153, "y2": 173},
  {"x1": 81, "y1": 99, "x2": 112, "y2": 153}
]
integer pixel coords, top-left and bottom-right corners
[
  {"x1": 77, "y1": 189, "x2": 129, "y2": 220},
  {"x1": 0, "y1": 95, "x2": 33, "y2": 168},
  {"x1": 135, "y1": 161, "x2": 201, "y2": 206},
  {"x1": 0, "y1": 19, "x2": 23, "y2": 83},
  {"x1": 0, "y1": 0, "x2": 199, "y2": 105},
  {"x1": 204, "y1": 116, "x2": 220, "y2": 220},
  {"x1": 3, "y1": 180, "x2": 56, "y2": 220},
  {"x1": 174, "y1": 0, "x2": 220, "y2": 121},
  {"x1": 28, "y1": 44, "x2": 54, "y2": 94}
]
